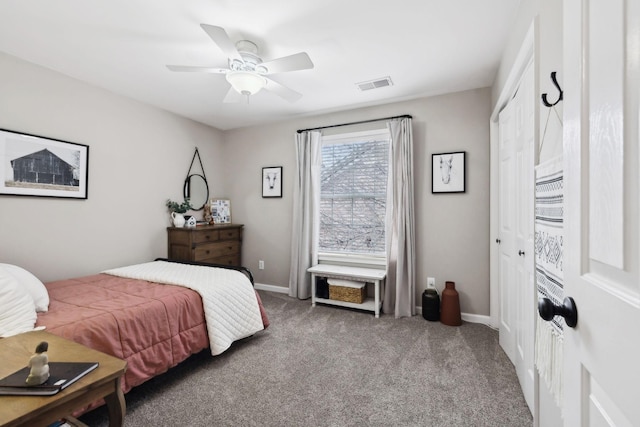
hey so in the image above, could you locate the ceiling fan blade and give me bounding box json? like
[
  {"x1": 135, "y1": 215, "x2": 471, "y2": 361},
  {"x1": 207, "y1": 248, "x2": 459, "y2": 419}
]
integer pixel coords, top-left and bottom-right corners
[
  {"x1": 264, "y1": 77, "x2": 303, "y2": 103},
  {"x1": 223, "y1": 86, "x2": 244, "y2": 103},
  {"x1": 166, "y1": 65, "x2": 228, "y2": 73},
  {"x1": 259, "y1": 52, "x2": 314, "y2": 74},
  {"x1": 200, "y1": 24, "x2": 242, "y2": 62}
]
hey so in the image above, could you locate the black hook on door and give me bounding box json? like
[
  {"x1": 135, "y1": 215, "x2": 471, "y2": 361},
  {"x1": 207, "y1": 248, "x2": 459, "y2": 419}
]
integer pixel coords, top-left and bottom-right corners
[{"x1": 541, "y1": 71, "x2": 563, "y2": 107}]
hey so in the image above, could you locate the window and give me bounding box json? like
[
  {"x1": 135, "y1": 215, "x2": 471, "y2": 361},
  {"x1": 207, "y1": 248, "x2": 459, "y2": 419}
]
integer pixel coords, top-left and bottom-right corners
[{"x1": 319, "y1": 129, "x2": 390, "y2": 259}]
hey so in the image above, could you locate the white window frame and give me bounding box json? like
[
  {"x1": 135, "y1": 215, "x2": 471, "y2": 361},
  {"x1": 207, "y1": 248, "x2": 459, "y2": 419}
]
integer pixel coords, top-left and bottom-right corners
[{"x1": 318, "y1": 128, "x2": 390, "y2": 267}]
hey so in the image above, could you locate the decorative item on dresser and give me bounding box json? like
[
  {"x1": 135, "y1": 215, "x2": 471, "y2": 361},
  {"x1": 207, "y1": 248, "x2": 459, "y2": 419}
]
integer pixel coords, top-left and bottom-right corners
[
  {"x1": 167, "y1": 224, "x2": 243, "y2": 267},
  {"x1": 166, "y1": 198, "x2": 193, "y2": 228}
]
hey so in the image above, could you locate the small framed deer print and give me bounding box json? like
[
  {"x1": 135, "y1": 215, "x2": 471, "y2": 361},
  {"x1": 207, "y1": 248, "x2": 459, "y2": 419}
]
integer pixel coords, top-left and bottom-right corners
[
  {"x1": 262, "y1": 166, "x2": 283, "y2": 198},
  {"x1": 432, "y1": 151, "x2": 465, "y2": 193}
]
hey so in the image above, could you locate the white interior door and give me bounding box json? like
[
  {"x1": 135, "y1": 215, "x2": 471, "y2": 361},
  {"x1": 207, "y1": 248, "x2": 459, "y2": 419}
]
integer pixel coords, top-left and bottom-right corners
[
  {"x1": 498, "y1": 60, "x2": 535, "y2": 412},
  {"x1": 498, "y1": 97, "x2": 516, "y2": 364},
  {"x1": 560, "y1": 0, "x2": 640, "y2": 424},
  {"x1": 514, "y1": 61, "x2": 535, "y2": 412}
]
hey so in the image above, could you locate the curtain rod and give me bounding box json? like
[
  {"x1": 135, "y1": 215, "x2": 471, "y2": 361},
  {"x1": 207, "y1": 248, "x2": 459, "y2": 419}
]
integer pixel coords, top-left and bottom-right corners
[{"x1": 296, "y1": 114, "x2": 412, "y2": 134}]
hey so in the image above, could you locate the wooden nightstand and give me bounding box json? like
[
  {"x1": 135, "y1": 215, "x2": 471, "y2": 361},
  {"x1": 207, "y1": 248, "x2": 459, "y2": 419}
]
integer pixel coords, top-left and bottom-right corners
[{"x1": 0, "y1": 330, "x2": 127, "y2": 427}]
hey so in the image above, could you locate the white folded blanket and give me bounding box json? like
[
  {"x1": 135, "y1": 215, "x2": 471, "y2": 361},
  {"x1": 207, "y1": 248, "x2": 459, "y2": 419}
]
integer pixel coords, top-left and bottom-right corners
[{"x1": 103, "y1": 261, "x2": 264, "y2": 355}]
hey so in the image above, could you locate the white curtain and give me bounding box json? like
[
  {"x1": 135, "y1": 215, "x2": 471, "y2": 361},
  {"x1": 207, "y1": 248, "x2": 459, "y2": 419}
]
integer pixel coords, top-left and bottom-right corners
[
  {"x1": 383, "y1": 117, "x2": 416, "y2": 318},
  {"x1": 288, "y1": 130, "x2": 322, "y2": 299}
]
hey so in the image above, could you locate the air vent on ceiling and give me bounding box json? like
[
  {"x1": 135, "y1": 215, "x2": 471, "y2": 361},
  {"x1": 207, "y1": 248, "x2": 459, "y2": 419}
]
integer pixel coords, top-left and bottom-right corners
[{"x1": 356, "y1": 76, "x2": 393, "y2": 91}]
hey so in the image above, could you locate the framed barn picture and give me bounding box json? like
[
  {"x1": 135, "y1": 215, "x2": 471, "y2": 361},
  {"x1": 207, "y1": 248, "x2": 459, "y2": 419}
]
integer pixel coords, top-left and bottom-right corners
[
  {"x1": 432, "y1": 151, "x2": 465, "y2": 193},
  {"x1": 262, "y1": 166, "x2": 282, "y2": 198},
  {"x1": 0, "y1": 128, "x2": 89, "y2": 199}
]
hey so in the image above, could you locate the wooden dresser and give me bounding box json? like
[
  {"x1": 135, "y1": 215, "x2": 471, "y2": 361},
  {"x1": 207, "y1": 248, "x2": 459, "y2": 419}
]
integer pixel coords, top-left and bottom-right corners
[{"x1": 167, "y1": 224, "x2": 243, "y2": 267}]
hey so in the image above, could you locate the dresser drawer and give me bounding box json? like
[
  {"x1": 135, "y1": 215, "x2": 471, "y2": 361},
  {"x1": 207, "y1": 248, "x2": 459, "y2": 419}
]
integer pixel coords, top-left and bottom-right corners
[
  {"x1": 218, "y1": 228, "x2": 240, "y2": 241},
  {"x1": 193, "y1": 229, "x2": 220, "y2": 244},
  {"x1": 194, "y1": 241, "x2": 240, "y2": 261},
  {"x1": 201, "y1": 254, "x2": 240, "y2": 266}
]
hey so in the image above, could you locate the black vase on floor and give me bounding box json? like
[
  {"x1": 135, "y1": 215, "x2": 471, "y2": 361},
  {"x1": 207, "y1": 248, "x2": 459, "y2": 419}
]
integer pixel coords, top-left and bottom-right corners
[{"x1": 422, "y1": 288, "x2": 440, "y2": 321}]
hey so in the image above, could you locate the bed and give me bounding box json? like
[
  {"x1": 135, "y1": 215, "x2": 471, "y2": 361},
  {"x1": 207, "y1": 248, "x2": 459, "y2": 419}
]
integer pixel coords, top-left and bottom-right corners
[{"x1": 0, "y1": 259, "x2": 269, "y2": 399}]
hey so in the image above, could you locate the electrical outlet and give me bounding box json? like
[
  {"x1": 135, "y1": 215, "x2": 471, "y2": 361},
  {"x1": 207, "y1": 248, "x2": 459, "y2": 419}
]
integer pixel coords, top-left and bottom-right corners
[
  {"x1": 427, "y1": 277, "x2": 435, "y2": 288},
  {"x1": 259, "y1": 260, "x2": 264, "y2": 270}
]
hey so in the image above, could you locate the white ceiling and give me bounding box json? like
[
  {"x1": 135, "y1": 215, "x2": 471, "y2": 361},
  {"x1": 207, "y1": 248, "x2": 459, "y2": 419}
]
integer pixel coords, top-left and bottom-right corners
[{"x1": 0, "y1": 0, "x2": 520, "y2": 131}]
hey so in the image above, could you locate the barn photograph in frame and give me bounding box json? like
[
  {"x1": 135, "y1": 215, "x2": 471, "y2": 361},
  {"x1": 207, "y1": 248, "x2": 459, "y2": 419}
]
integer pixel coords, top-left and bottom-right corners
[
  {"x1": 0, "y1": 128, "x2": 89, "y2": 199},
  {"x1": 262, "y1": 166, "x2": 282, "y2": 198},
  {"x1": 432, "y1": 151, "x2": 465, "y2": 193}
]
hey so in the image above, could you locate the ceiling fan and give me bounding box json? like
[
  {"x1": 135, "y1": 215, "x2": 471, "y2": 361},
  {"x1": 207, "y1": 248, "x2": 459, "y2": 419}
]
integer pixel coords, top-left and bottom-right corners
[{"x1": 167, "y1": 24, "x2": 314, "y2": 103}]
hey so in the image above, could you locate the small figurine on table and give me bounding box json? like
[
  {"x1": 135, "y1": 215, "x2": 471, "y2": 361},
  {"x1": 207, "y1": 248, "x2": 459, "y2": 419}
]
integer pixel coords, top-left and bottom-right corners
[{"x1": 25, "y1": 341, "x2": 50, "y2": 385}]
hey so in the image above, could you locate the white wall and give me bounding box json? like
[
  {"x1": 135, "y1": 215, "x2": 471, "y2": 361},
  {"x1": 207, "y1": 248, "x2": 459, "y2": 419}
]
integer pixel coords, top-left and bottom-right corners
[
  {"x1": 0, "y1": 52, "x2": 225, "y2": 282},
  {"x1": 223, "y1": 88, "x2": 493, "y2": 316},
  {"x1": 537, "y1": 0, "x2": 563, "y2": 163}
]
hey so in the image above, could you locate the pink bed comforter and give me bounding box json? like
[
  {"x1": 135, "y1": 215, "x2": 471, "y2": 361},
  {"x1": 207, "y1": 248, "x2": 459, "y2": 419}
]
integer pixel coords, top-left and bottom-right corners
[{"x1": 36, "y1": 272, "x2": 269, "y2": 394}]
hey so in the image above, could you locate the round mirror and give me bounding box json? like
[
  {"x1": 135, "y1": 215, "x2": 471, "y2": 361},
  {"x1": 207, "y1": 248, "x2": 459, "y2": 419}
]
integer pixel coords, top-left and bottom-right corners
[{"x1": 183, "y1": 174, "x2": 209, "y2": 211}]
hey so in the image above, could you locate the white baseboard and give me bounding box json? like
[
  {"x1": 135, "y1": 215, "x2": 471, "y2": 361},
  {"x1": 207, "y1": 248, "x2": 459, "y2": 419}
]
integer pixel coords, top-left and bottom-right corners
[
  {"x1": 254, "y1": 283, "x2": 288, "y2": 294},
  {"x1": 461, "y1": 313, "x2": 495, "y2": 328},
  {"x1": 416, "y1": 306, "x2": 493, "y2": 327},
  {"x1": 254, "y1": 290, "x2": 494, "y2": 325}
]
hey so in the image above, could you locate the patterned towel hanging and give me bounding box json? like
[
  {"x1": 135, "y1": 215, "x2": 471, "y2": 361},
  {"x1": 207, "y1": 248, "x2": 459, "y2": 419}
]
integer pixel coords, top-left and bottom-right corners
[{"x1": 534, "y1": 156, "x2": 564, "y2": 408}]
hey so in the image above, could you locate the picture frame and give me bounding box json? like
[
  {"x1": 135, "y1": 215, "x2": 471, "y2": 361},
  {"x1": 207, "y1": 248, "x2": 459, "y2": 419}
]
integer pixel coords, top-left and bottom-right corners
[
  {"x1": 0, "y1": 128, "x2": 89, "y2": 199},
  {"x1": 210, "y1": 199, "x2": 231, "y2": 224},
  {"x1": 432, "y1": 151, "x2": 466, "y2": 193},
  {"x1": 262, "y1": 166, "x2": 283, "y2": 198}
]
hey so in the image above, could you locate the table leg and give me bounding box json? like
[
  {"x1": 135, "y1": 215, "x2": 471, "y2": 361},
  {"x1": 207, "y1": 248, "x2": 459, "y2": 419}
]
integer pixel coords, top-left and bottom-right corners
[
  {"x1": 311, "y1": 273, "x2": 317, "y2": 307},
  {"x1": 374, "y1": 279, "x2": 380, "y2": 318},
  {"x1": 104, "y1": 377, "x2": 126, "y2": 427}
]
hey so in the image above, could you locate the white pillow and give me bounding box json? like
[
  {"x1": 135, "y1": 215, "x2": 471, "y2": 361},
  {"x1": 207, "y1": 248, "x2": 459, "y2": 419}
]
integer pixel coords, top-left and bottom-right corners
[
  {"x1": 0, "y1": 267, "x2": 38, "y2": 337},
  {"x1": 0, "y1": 263, "x2": 49, "y2": 312}
]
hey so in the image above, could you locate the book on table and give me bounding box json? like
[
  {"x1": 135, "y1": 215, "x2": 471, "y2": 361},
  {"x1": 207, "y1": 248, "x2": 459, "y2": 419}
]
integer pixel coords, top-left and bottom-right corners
[{"x1": 0, "y1": 362, "x2": 99, "y2": 396}]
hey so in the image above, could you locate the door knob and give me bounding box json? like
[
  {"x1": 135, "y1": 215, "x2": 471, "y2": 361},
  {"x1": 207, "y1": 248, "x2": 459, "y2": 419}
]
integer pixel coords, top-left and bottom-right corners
[
  {"x1": 538, "y1": 297, "x2": 578, "y2": 328},
  {"x1": 518, "y1": 250, "x2": 525, "y2": 256},
  {"x1": 496, "y1": 238, "x2": 501, "y2": 244}
]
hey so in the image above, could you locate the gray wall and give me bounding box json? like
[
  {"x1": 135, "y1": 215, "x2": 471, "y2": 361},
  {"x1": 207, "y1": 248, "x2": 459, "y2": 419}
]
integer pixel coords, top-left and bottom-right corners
[
  {"x1": 223, "y1": 88, "x2": 492, "y2": 316},
  {"x1": 0, "y1": 52, "x2": 226, "y2": 282},
  {"x1": 0, "y1": 51, "x2": 493, "y2": 317}
]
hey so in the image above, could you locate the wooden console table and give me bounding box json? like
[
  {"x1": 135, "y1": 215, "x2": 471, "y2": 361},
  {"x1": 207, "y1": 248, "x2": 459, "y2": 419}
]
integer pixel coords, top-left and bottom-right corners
[
  {"x1": 0, "y1": 330, "x2": 127, "y2": 427},
  {"x1": 308, "y1": 264, "x2": 386, "y2": 318}
]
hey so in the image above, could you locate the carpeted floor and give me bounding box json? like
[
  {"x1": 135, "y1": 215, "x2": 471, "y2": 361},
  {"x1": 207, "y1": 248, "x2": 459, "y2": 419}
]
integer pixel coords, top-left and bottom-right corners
[{"x1": 80, "y1": 291, "x2": 533, "y2": 426}]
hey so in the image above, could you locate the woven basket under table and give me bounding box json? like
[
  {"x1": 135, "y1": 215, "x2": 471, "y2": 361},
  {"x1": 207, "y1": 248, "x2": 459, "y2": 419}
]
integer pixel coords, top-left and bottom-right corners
[{"x1": 328, "y1": 283, "x2": 366, "y2": 304}]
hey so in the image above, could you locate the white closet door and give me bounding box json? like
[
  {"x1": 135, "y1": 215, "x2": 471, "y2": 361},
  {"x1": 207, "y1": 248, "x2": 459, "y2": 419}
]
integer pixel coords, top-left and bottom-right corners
[{"x1": 498, "y1": 60, "x2": 535, "y2": 412}]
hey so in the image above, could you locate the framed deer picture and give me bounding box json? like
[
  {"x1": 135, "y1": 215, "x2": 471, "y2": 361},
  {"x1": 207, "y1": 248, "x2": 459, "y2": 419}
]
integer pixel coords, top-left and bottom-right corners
[
  {"x1": 262, "y1": 166, "x2": 282, "y2": 198},
  {"x1": 432, "y1": 151, "x2": 465, "y2": 193}
]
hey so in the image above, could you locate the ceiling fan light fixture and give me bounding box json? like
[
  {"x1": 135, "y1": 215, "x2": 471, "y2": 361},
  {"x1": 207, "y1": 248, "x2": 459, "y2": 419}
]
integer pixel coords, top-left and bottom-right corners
[{"x1": 226, "y1": 71, "x2": 267, "y2": 96}]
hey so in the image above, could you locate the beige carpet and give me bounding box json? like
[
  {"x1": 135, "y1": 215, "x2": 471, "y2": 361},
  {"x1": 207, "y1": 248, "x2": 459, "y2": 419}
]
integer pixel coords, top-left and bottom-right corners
[{"x1": 80, "y1": 291, "x2": 533, "y2": 426}]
